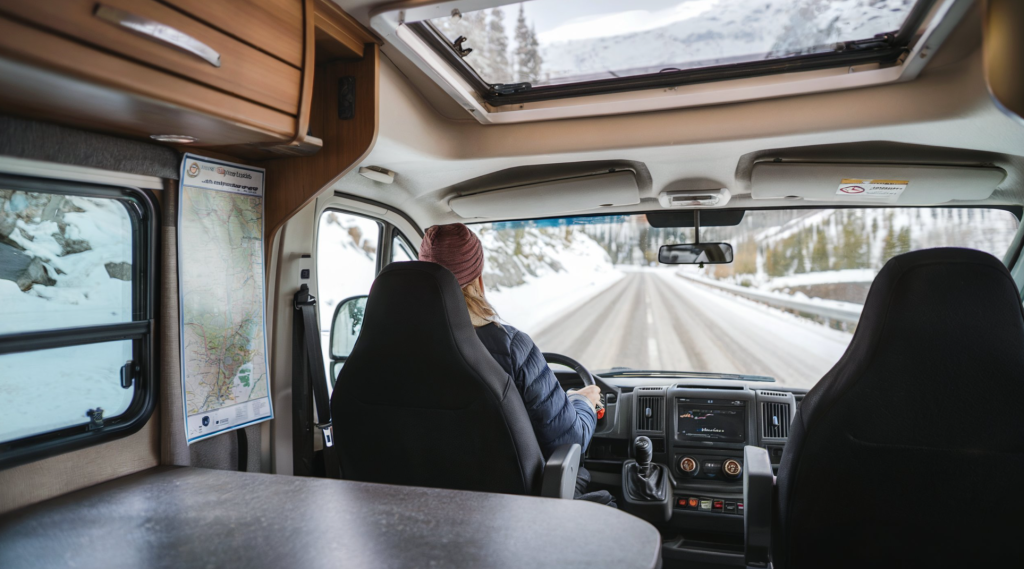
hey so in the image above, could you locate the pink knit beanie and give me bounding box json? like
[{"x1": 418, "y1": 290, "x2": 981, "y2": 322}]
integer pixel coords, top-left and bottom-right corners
[{"x1": 419, "y1": 223, "x2": 484, "y2": 287}]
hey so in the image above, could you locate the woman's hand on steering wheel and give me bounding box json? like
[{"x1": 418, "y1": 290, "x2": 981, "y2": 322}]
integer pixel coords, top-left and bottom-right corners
[
  {"x1": 543, "y1": 352, "x2": 604, "y2": 419},
  {"x1": 568, "y1": 385, "x2": 602, "y2": 410}
]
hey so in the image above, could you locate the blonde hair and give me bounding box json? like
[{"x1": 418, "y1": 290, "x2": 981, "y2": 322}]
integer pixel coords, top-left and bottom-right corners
[{"x1": 462, "y1": 278, "x2": 500, "y2": 326}]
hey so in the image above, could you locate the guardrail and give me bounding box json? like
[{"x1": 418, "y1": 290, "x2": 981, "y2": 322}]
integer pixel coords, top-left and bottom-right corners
[{"x1": 677, "y1": 273, "x2": 863, "y2": 324}]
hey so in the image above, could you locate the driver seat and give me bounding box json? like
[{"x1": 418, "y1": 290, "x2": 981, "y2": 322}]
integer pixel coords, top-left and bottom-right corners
[{"x1": 330, "y1": 261, "x2": 579, "y2": 497}]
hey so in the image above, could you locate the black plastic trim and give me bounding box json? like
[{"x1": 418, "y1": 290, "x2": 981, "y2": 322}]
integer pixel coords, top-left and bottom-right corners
[
  {"x1": 0, "y1": 321, "x2": 151, "y2": 355},
  {"x1": 0, "y1": 174, "x2": 158, "y2": 471},
  {"x1": 491, "y1": 47, "x2": 906, "y2": 106}
]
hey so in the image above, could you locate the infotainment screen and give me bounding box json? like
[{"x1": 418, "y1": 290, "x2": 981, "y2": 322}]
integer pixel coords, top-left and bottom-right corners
[{"x1": 677, "y1": 398, "x2": 746, "y2": 443}]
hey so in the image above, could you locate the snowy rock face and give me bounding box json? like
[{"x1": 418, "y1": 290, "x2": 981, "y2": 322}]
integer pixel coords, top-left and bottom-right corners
[
  {"x1": 539, "y1": 0, "x2": 914, "y2": 84},
  {"x1": 0, "y1": 191, "x2": 87, "y2": 291},
  {"x1": 477, "y1": 226, "x2": 570, "y2": 289},
  {"x1": 431, "y1": 0, "x2": 914, "y2": 87},
  {"x1": 0, "y1": 191, "x2": 134, "y2": 334}
]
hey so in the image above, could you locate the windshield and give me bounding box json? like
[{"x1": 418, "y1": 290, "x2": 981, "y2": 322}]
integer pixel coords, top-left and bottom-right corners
[
  {"x1": 471, "y1": 208, "x2": 1020, "y2": 387},
  {"x1": 430, "y1": 0, "x2": 920, "y2": 87}
]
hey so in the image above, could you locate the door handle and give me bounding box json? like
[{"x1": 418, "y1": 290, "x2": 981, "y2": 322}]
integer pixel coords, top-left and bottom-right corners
[{"x1": 94, "y1": 4, "x2": 222, "y2": 68}]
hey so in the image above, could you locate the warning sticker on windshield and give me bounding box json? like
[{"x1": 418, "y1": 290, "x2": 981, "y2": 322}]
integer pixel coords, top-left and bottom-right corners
[{"x1": 836, "y1": 178, "x2": 908, "y2": 199}]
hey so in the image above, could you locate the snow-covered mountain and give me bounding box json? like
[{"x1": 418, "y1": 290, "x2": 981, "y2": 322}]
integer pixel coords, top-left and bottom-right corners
[{"x1": 539, "y1": 0, "x2": 914, "y2": 84}]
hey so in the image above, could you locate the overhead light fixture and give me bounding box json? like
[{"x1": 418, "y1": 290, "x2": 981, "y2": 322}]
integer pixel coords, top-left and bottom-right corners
[
  {"x1": 659, "y1": 188, "x2": 731, "y2": 208},
  {"x1": 150, "y1": 134, "x2": 198, "y2": 144},
  {"x1": 359, "y1": 166, "x2": 396, "y2": 184}
]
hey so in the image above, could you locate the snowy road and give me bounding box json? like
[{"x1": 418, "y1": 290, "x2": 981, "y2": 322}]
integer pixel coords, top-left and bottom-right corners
[{"x1": 531, "y1": 270, "x2": 853, "y2": 388}]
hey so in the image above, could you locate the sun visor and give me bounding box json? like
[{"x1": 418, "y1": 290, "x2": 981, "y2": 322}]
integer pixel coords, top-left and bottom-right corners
[
  {"x1": 751, "y1": 163, "x2": 1006, "y2": 205},
  {"x1": 449, "y1": 171, "x2": 640, "y2": 219}
]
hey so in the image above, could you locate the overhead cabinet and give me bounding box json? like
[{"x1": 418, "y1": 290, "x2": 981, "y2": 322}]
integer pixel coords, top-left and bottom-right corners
[{"x1": 1, "y1": 0, "x2": 301, "y2": 115}]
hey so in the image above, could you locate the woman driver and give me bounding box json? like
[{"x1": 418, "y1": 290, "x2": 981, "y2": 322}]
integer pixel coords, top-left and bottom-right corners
[{"x1": 418, "y1": 223, "x2": 612, "y2": 505}]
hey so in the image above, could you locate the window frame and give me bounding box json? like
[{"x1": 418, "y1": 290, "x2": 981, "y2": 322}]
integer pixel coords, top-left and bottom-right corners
[
  {"x1": 406, "y1": 0, "x2": 939, "y2": 106},
  {"x1": 386, "y1": 227, "x2": 418, "y2": 264},
  {"x1": 0, "y1": 174, "x2": 158, "y2": 470},
  {"x1": 312, "y1": 194, "x2": 423, "y2": 388}
]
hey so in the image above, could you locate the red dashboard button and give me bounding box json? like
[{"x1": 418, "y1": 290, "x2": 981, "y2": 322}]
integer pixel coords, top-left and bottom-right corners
[
  {"x1": 713, "y1": 500, "x2": 724, "y2": 510},
  {"x1": 688, "y1": 497, "x2": 699, "y2": 508}
]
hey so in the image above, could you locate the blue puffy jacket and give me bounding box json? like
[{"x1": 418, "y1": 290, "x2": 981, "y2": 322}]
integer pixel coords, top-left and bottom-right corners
[{"x1": 475, "y1": 322, "x2": 596, "y2": 458}]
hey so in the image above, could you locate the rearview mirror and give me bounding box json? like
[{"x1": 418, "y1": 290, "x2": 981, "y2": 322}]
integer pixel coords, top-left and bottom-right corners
[
  {"x1": 329, "y1": 295, "x2": 368, "y2": 383},
  {"x1": 658, "y1": 243, "x2": 734, "y2": 265}
]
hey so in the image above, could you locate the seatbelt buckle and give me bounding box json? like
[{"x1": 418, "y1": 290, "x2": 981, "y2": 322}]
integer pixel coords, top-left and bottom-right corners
[{"x1": 317, "y1": 421, "x2": 334, "y2": 448}]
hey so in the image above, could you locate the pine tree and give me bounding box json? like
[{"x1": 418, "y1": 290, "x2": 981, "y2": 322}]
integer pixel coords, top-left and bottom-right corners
[
  {"x1": 734, "y1": 238, "x2": 757, "y2": 275},
  {"x1": 486, "y1": 8, "x2": 512, "y2": 84},
  {"x1": 810, "y1": 226, "x2": 829, "y2": 272},
  {"x1": 792, "y1": 232, "x2": 807, "y2": 273},
  {"x1": 895, "y1": 226, "x2": 911, "y2": 256},
  {"x1": 514, "y1": 5, "x2": 543, "y2": 83}
]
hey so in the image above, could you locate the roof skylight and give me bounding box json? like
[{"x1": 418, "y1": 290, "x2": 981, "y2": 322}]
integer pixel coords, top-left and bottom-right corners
[{"x1": 428, "y1": 0, "x2": 923, "y2": 89}]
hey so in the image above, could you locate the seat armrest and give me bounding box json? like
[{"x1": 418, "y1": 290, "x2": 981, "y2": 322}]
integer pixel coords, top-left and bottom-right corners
[
  {"x1": 743, "y1": 445, "x2": 774, "y2": 568},
  {"x1": 540, "y1": 443, "x2": 581, "y2": 499}
]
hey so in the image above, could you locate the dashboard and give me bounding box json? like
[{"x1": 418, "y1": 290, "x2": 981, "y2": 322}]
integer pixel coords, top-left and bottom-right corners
[{"x1": 565, "y1": 373, "x2": 807, "y2": 535}]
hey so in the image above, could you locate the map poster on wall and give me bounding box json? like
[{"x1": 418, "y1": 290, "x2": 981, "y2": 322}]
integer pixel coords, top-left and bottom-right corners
[{"x1": 178, "y1": 154, "x2": 273, "y2": 444}]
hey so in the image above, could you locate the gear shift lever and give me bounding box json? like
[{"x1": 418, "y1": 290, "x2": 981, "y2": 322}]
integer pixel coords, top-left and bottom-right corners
[
  {"x1": 622, "y1": 435, "x2": 671, "y2": 522},
  {"x1": 634, "y1": 436, "x2": 653, "y2": 477}
]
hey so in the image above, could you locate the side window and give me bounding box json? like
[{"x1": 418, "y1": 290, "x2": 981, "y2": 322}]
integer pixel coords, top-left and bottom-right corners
[
  {"x1": 316, "y1": 210, "x2": 382, "y2": 381},
  {"x1": 392, "y1": 233, "x2": 416, "y2": 263},
  {"x1": 0, "y1": 179, "x2": 155, "y2": 468}
]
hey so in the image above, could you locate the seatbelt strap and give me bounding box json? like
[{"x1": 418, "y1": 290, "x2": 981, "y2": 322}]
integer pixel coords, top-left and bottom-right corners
[{"x1": 294, "y1": 284, "x2": 342, "y2": 479}]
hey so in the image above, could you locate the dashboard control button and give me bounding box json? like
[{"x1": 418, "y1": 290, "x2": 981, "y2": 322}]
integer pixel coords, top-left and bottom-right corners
[
  {"x1": 703, "y1": 460, "x2": 722, "y2": 473},
  {"x1": 737, "y1": 501, "x2": 744, "y2": 515},
  {"x1": 713, "y1": 500, "x2": 724, "y2": 511},
  {"x1": 723, "y1": 459, "x2": 742, "y2": 479},
  {"x1": 679, "y1": 457, "x2": 698, "y2": 475},
  {"x1": 688, "y1": 497, "x2": 699, "y2": 508},
  {"x1": 724, "y1": 501, "x2": 737, "y2": 514},
  {"x1": 699, "y1": 498, "x2": 713, "y2": 511}
]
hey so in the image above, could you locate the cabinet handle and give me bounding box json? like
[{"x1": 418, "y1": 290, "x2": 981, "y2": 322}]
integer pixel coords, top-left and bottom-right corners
[{"x1": 94, "y1": 4, "x2": 221, "y2": 68}]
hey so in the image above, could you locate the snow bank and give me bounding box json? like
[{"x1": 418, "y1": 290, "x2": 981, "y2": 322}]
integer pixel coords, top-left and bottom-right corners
[
  {"x1": 764, "y1": 269, "x2": 876, "y2": 289},
  {"x1": 0, "y1": 341, "x2": 134, "y2": 443}
]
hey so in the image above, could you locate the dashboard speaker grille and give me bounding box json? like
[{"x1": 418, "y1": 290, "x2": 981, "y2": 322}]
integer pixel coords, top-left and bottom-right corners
[
  {"x1": 636, "y1": 395, "x2": 663, "y2": 432},
  {"x1": 761, "y1": 402, "x2": 790, "y2": 439}
]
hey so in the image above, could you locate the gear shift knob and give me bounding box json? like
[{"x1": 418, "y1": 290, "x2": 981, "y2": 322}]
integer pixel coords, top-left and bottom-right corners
[{"x1": 634, "y1": 436, "x2": 653, "y2": 467}]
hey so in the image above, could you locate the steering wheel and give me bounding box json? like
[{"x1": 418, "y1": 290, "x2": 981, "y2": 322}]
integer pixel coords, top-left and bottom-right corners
[
  {"x1": 542, "y1": 352, "x2": 596, "y2": 387},
  {"x1": 543, "y1": 352, "x2": 604, "y2": 419}
]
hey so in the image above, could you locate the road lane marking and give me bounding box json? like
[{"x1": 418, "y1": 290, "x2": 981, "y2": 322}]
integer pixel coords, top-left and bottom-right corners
[{"x1": 645, "y1": 282, "x2": 661, "y2": 366}]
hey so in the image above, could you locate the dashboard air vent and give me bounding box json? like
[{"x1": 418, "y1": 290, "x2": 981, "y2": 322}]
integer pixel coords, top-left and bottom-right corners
[
  {"x1": 761, "y1": 402, "x2": 791, "y2": 439},
  {"x1": 636, "y1": 395, "x2": 663, "y2": 432},
  {"x1": 759, "y1": 390, "x2": 788, "y2": 398}
]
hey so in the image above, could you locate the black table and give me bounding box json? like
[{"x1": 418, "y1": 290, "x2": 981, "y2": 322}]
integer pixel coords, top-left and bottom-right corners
[{"x1": 0, "y1": 466, "x2": 661, "y2": 568}]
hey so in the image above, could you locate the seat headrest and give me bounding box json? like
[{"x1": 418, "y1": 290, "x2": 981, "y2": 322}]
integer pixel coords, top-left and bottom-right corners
[
  {"x1": 340, "y1": 261, "x2": 510, "y2": 409},
  {"x1": 801, "y1": 246, "x2": 1024, "y2": 448}
]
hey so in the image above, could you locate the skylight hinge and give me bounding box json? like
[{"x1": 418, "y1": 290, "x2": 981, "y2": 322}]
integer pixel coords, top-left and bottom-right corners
[
  {"x1": 453, "y1": 36, "x2": 473, "y2": 58},
  {"x1": 490, "y1": 82, "x2": 532, "y2": 96},
  {"x1": 841, "y1": 33, "x2": 897, "y2": 52}
]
